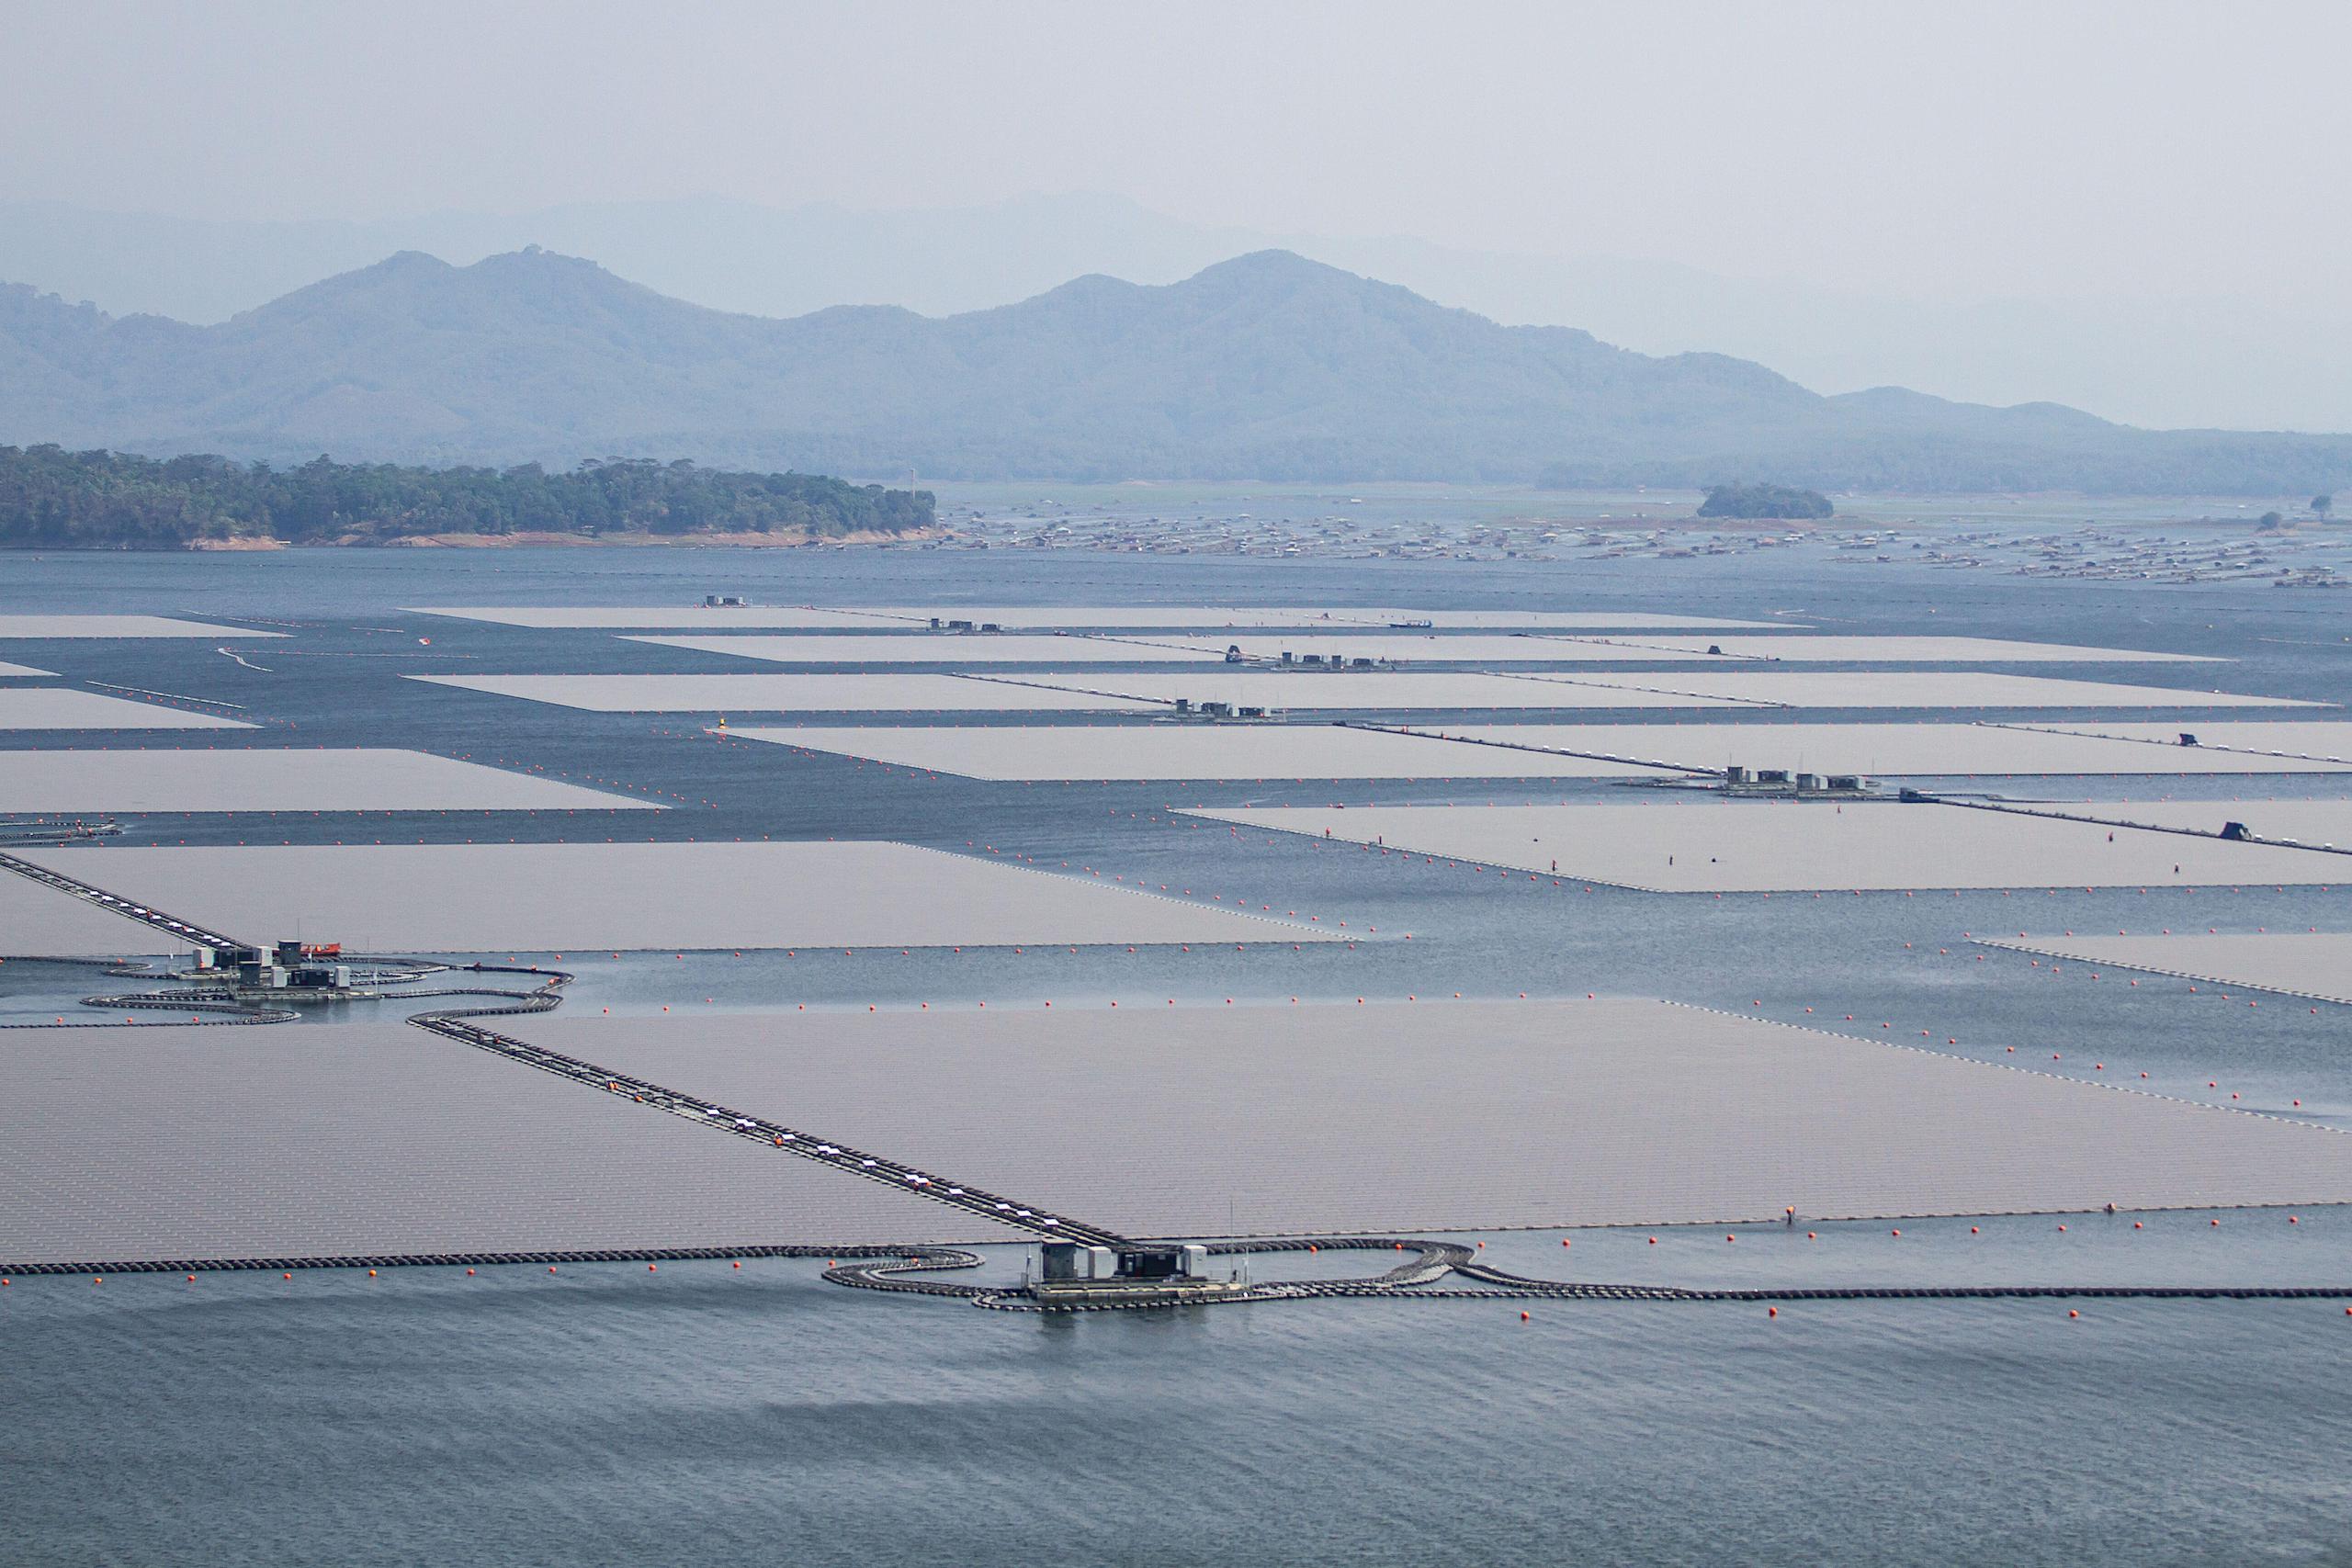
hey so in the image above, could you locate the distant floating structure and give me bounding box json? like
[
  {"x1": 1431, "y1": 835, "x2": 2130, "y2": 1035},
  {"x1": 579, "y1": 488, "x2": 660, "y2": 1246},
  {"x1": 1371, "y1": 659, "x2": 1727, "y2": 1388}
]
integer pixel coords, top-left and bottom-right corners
[
  {"x1": 1720, "y1": 765, "x2": 1871, "y2": 797},
  {"x1": 1029, "y1": 1240, "x2": 1246, "y2": 1306}
]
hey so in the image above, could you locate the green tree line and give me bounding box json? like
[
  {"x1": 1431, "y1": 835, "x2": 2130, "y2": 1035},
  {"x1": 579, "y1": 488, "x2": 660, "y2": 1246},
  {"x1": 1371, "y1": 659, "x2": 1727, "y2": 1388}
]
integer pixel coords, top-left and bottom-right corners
[
  {"x1": 0, "y1": 446, "x2": 935, "y2": 547},
  {"x1": 1694, "y1": 482, "x2": 1835, "y2": 520}
]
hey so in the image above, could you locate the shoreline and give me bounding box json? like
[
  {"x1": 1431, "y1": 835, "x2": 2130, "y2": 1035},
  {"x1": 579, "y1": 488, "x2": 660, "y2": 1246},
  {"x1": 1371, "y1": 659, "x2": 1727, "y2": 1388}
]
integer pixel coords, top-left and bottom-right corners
[{"x1": 12, "y1": 526, "x2": 948, "y2": 554}]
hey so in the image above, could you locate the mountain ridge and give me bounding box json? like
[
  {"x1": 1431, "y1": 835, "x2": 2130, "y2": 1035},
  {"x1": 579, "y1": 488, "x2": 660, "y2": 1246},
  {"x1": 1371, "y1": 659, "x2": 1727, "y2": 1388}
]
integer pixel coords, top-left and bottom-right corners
[
  {"x1": 4, "y1": 247, "x2": 2347, "y2": 494},
  {"x1": 10, "y1": 193, "x2": 2349, "y2": 432}
]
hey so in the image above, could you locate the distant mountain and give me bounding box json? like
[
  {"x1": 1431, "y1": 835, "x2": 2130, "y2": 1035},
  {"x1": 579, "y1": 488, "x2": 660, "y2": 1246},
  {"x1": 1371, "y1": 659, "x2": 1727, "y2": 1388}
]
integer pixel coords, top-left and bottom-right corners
[
  {"x1": 0, "y1": 194, "x2": 1264, "y2": 333},
  {"x1": 4, "y1": 247, "x2": 2348, "y2": 494},
  {"x1": 10, "y1": 195, "x2": 2352, "y2": 433}
]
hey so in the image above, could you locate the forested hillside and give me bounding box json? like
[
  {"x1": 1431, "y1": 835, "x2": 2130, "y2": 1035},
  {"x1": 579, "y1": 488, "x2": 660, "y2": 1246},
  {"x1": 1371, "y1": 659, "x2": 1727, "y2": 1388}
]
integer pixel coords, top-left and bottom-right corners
[{"x1": 0, "y1": 446, "x2": 933, "y2": 547}]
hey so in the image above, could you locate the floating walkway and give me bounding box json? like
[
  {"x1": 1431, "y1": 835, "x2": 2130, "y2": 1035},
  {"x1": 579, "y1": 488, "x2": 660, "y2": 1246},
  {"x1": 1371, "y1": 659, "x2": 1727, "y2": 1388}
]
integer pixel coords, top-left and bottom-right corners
[
  {"x1": 14, "y1": 1233, "x2": 2351, "y2": 1312},
  {"x1": 808, "y1": 1238, "x2": 2352, "y2": 1312},
  {"x1": 0, "y1": 847, "x2": 247, "y2": 952},
  {"x1": 412, "y1": 998, "x2": 1130, "y2": 1248}
]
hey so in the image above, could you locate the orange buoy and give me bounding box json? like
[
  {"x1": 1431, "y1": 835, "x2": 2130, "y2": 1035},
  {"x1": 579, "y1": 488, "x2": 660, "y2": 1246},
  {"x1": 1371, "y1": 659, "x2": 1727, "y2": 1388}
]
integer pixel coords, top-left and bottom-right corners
[
  {"x1": 2069, "y1": 1309, "x2": 2080, "y2": 1319},
  {"x1": 1767, "y1": 1307, "x2": 1778, "y2": 1318}
]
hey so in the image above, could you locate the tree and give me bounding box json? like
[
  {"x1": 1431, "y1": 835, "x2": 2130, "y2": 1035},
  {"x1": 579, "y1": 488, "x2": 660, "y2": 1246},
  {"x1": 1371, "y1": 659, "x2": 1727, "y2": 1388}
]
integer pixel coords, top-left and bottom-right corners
[
  {"x1": 0, "y1": 446, "x2": 935, "y2": 548},
  {"x1": 2256, "y1": 511, "x2": 2285, "y2": 530},
  {"x1": 2315, "y1": 493, "x2": 2335, "y2": 520},
  {"x1": 1695, "y1": 482, "x2": 1834, "y2": 520}
]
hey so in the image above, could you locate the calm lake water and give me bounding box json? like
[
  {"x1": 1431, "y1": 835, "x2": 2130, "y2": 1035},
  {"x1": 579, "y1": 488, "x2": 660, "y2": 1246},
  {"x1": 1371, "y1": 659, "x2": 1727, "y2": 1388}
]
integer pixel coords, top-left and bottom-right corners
[{"x1": 3, "y1": 538, "x2": 2348, "y2": 1564}]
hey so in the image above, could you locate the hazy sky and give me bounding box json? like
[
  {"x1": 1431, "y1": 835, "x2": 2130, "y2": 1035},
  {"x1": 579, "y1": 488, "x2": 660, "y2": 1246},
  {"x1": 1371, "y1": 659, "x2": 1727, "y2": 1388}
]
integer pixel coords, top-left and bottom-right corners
[{"x1": 6, "y1": 0, "x2": 2346, "y2": 307}]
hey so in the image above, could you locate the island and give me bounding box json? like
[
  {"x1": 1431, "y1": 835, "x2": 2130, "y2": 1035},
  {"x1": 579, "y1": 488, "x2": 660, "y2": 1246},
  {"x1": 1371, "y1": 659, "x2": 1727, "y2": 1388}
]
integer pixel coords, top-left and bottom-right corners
[{"x1": 1695, "y1": 482, "x2": 1836, "y2": 521}]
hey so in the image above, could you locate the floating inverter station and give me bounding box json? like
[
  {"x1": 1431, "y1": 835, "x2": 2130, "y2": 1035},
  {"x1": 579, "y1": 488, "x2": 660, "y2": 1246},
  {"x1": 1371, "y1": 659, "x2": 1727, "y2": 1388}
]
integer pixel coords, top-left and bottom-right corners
[
  {"x1": 193, "y1": 939, "x2": 362, "y2": 1000},
  {"x1": 1721, "y1": 765, "x2": 1873, "y2": 797},
  {"x1": 1276, "y1": 649, "x2": 1385, "y2": 669},
  {"x1": 1030, "y1": 1240, "x2": 1243, "y2": 1306},
  {"x1": 1170, "y1": 697, "x2": 1281, "y2": 720}
]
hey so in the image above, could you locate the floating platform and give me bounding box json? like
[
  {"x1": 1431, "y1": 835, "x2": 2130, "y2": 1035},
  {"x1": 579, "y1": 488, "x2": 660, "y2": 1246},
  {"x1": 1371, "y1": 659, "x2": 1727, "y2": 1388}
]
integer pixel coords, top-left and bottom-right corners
[
  {"x1": 1428, "y1": 721, "x2": 2352, "y2": 777},
  {"x1": 2013, "y1": 720, "x2": 2352, "y2": 764},
  {"x1": 1523, "y1": 634, "x2": 2216, "y2": 664},
  {"x1": 724, "y1": 724, "x2": 1684, "y2": 782},
  {"x1": 0, "y1": 689, "x2": 253, "y2": 731},
  {"x1": 1979, "y1": 932, "x2": 2352, "y2": 1008},
  {"x1": 1188, "y1": 798, "x2": 2351, "y2": 892},
  {"x1": 418, "y1": 668, "x2": 2304, "y2": 717},
  {"x1": 410, "y1": 672, "x2": 1163, "y2": 714},
  {"x1": 0, "y1": 1023, "x2": 1024, "y2": 1265},
  {"x1": 1013, "y1": 671, "x2": 1746, "y2": 711},
  {"x1": 1505, "y1": 671, "x2": 2309, "y2": 710},
  {"x1": 635, "y1": 631, "x2": 2177, "y2": 669},
  {"x1": 0, "y1": 840, "x2": 1340, "y2": 955},
  {"x1": 0, "y1": 748, "x2": 659, "y2": 814},
  {"x1": 407, "y1": 604, "x2": 1790, "y2": 631},
  {"x1": 504, "y1": 999, "x2": 2352, "y2": 1235},
  {"x1": 628, "y1": 633, "x2": 1233, "y2": 664},
  {"x1": 2000, "y1": 797, "x2": 2352, "y2": 851},
  {"x1": 0, "y1": 615, "x2": 279, "y2": 639}
]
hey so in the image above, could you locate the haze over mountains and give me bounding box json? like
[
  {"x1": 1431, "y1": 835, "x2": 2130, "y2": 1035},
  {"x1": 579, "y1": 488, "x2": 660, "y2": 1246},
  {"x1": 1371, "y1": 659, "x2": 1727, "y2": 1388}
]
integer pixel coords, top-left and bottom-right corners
[
  {"x1": 7, "y1": 195, "x2": 2349, "y2": 434},
  {"x1": 5, "y1": 244, "x2": 2347, "y2": 495}
]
